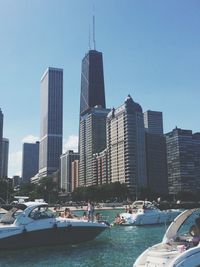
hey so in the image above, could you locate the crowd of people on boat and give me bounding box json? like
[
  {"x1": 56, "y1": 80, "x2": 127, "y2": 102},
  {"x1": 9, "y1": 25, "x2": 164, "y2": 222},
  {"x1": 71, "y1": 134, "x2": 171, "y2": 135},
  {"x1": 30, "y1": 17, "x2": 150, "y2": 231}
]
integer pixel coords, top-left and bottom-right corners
[{"x1": 54, "y1": 200, "x2": 102, "y2": 222}]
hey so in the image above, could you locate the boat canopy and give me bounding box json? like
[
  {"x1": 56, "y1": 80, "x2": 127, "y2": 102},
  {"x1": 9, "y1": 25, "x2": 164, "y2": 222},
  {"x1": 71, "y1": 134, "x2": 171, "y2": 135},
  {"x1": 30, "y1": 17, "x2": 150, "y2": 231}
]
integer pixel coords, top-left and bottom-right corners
[{"x1": 162, "y1": 209, "x2": 196, "y2": 243}]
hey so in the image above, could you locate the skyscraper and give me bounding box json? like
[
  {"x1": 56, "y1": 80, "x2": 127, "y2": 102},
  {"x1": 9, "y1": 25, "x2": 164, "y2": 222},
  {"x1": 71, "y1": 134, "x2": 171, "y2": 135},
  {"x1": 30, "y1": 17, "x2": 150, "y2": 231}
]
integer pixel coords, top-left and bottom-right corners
[
  {"x1": 144, "y1": 110, "x2": 168, "y2": 195},
  {"x1": 166, "y1": 128, "x2": 200, "y2": 196},
  {"x1": 1, "y1": 138, "x2": 9, "y2": 178},
  {"x1": 22, "y1": 142, "x2": 39, "y2": 183},
  {"x1": 80, "y1": 50, "x2": 106, "y2": 116},
  {"x1": 39, "y1": 67, "x2": 63, "y2": 178},
  {"x1": 144, "y1": 110, "x2": 163, "y2": 135},
  {"x1": 0, "y1": 109, "x2": 3, "y2": 177},
  {"x1": 79, "y1": 106, "x2": 110, "y2": 187},
  {"x1": 79, "y1": 48, "x2": 107, "y2": 187},
  {"x1": 107, "y1": 95, "x2": 147, "y2": 197},
  {"x1": 60, "y1": 150, "x2": 79, "y2": 193}
]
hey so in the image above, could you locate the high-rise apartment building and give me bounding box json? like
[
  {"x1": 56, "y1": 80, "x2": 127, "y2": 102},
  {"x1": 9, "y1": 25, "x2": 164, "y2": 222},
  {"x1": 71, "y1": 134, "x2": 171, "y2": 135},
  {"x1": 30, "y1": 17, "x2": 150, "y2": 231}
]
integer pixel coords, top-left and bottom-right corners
[
  {"x1": 166, "y1": 128, "x2": 200, "y2": 196},
  {"x1": 93, "y1": 148, "x2": 109, "y2": 185},
  {"x1": 79, "y1": 107, "x2": 110, "y2": 187},
  {"x1": 22, "y1": 142, "x2": 39, "y2": 183},
  {"x1": 1, "y1": 138, "x2": 9, "y2": 178},
  {"x1": 0, "y1": 109, "x2": 3, "y2": 177},
  {"x1": 39, "y1": 67, "x2": 63, "y2": 178},
  {"x1": 144, "y1": 110, "x2": 168, "y2": 195},
  {"x1": 71, "y1": 159, "x2": 79, "y2": 192},
  {"x1": 144, "y1": 110, "x2": 163, "y2": 135},
  {"x1": 107, "y1": 95, "x2": 147, "y2": 197},
  {"x1": 80, "y1": 50, "x2": 106, "y2": 116},
  {"x1": 60, "y1": 150, "x2": 79, "y2": 193}
]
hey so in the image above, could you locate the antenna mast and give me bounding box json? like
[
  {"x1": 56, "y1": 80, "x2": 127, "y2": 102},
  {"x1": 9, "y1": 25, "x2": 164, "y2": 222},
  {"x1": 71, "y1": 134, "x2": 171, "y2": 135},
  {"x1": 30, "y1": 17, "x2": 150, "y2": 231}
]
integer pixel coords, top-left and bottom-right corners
[
  {"x1": 88, "y1": 25, "x2": 91, "y2": 50},
  {"x1": 92, "y1": 5, "x2": 96, "y2": 50}
]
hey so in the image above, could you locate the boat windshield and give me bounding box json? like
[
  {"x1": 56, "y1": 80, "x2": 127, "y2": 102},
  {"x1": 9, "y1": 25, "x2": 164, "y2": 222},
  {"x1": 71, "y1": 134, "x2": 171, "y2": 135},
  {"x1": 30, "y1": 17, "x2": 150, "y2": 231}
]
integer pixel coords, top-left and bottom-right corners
[
  {"x1": 0, "y1": 207, "x2": 19, "y2": 224},
  {"x1": 29, "y1": 206, "x2": 55, "y2": 220},
  {"x1": 177, "y1": 209, "x2": 200, "y2": 237}
]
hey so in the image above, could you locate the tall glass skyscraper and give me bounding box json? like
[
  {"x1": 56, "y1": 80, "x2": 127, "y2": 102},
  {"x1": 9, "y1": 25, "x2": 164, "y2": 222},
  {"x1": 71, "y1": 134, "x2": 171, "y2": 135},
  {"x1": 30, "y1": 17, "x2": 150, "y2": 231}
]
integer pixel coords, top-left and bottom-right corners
[
  {"x1": 39, "y1": 67, "x2": 63, "y2": 178},
  {"x1": 80, "y1": 50, "x2": 106, "y2": 116}
]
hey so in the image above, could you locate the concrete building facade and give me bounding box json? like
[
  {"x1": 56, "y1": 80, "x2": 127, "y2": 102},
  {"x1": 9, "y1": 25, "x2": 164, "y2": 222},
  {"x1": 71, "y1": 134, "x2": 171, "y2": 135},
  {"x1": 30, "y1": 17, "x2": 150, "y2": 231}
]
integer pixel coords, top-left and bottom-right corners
[
  {"x1": 107, "y1": 95, "x2": 147, "y2": 197},
  {"x1": 60, "y1": 150, "x2": 79, "y2": 193},
  {"x1": 79, "y1": 107, "x2": 110, "y2": 187}
]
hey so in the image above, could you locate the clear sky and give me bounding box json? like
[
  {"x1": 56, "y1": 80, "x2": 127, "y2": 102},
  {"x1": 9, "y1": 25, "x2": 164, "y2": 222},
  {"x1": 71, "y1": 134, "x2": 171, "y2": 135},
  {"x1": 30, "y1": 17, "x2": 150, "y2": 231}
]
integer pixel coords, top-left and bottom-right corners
[{"x1": 0, "y1": 0, "x2": 200, "y2": 177}]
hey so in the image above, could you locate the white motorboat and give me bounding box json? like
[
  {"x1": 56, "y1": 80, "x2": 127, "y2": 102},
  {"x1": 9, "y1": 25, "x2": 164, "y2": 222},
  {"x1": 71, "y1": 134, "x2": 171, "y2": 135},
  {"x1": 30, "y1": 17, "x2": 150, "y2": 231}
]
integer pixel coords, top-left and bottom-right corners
[
  {"x1": 118, "y1": 200, "x2": 181, "y2": 226},
  {"x1": 0, "y1": 200, "x2": 108, "y2": 249},
  {"x1": 133, "y1": 208, "x2": 200, "y2": 267}
]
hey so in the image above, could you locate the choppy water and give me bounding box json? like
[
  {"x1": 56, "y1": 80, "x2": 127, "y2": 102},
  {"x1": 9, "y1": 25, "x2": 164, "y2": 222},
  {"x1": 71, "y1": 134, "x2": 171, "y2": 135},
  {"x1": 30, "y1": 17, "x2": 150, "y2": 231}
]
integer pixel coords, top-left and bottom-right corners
[{"x1": 0, "y1": 209, "x2": 167, "y2": 267}]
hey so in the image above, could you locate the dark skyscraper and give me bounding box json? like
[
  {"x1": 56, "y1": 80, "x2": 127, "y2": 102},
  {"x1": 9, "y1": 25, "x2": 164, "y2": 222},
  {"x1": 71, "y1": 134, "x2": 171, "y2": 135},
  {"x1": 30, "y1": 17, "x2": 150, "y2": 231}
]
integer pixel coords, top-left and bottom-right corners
[
  {"x1": 1, "y1": 138, "x2": 9, "y2": 178},
  {"x1": 22, "y1": 142, "x2": 39, "y2": 183},
  {"x1": 144, "y1": 110, "x2": 168, "y2": 195},
  {"x1": 39, "y1": 67, "x2": 63, "y2": 178},
  {"x1": 166, "y1": 128, "x2": 200, "y2": 196},
  {"x1": 80, "y1": 50, "x2": 106, "y2": 116}
]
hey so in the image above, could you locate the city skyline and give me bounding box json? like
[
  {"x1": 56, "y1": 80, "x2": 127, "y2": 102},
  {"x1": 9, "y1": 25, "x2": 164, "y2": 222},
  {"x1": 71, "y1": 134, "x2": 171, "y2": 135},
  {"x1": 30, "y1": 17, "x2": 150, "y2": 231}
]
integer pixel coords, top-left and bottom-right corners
[{"x1": 0, "y1": 0, "x2": 200, "y2": 177}]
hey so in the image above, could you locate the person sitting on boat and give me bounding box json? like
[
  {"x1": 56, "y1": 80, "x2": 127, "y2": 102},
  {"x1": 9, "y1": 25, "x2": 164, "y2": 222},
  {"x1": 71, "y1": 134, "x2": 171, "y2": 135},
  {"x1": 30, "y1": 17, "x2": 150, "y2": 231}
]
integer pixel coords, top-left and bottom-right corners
[
  {"x1": 114, "y1": 214, "x2": 126, "y2": 225},
  {"x1": 81, "y1": 211, "x2": 88, "y2": 220},
  {"x1": 64, "y1": 208, "x2": 74, "y2": 218},
  {"x1": 95, "y1": 212, "x2": 102, "y2": 222},
  {"x1": 189, "y1": 217, "x2": 200, "y2": 246}
]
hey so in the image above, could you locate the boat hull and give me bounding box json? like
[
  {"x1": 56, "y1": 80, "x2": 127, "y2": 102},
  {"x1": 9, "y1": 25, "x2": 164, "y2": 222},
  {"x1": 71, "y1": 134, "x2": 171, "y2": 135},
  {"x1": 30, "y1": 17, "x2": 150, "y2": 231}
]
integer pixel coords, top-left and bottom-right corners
[
  {"x1": 0, "y1": 225, "x2": 106, "y2": 250},
  {"x1": 120, "y1": 210, "x2": 181, "y2": 226}
]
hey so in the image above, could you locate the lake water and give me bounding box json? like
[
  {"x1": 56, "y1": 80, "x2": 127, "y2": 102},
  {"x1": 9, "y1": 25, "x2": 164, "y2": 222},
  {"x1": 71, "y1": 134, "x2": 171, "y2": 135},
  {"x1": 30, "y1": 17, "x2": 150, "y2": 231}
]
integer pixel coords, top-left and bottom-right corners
[{"x1": 0, "y1": 209, "x2": 168, "y2": 267}]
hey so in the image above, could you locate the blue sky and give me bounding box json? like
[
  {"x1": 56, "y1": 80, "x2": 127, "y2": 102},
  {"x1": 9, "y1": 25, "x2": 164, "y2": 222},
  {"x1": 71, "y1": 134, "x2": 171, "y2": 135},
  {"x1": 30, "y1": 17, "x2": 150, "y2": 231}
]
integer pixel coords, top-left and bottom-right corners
[{"x1": 0, "y1": 0, "x2": 200, "y2": 177}]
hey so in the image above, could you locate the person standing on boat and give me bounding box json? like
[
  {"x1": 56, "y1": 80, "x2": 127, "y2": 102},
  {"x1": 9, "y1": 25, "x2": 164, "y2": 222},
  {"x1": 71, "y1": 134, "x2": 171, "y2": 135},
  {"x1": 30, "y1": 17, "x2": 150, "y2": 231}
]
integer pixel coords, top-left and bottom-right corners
[{"x1": 87, "y1": 200, "x2": 94, "y2": 222}]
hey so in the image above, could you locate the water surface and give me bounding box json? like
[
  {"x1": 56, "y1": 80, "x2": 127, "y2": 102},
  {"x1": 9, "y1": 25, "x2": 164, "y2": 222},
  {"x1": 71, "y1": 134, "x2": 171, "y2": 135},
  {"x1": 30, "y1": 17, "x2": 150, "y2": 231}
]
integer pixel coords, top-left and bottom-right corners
[{"x1": 0, "y1": 209, "x2": 167, "y2": 267}]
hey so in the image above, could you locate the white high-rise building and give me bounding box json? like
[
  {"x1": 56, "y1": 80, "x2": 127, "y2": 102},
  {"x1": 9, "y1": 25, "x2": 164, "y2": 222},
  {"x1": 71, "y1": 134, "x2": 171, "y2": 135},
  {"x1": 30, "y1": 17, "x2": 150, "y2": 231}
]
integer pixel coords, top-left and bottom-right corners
[{"x1": 107, "y1": 95, "x2": 147, "y2": 197}]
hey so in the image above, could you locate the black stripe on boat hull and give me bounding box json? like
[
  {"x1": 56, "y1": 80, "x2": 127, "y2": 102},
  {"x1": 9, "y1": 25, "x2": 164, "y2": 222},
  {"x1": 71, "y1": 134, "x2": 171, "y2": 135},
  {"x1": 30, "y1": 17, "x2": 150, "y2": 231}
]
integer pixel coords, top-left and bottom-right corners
[{"x1": 0, "y1": 226, "x2": 106, "y2": 250}]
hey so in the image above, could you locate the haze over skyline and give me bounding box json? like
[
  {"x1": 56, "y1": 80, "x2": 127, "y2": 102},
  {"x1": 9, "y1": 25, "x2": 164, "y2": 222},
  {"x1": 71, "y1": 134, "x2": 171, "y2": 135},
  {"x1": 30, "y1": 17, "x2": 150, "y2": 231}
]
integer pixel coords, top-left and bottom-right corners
[{"x1": 0, "y1": 0, "x2": 199, "y2": 177}]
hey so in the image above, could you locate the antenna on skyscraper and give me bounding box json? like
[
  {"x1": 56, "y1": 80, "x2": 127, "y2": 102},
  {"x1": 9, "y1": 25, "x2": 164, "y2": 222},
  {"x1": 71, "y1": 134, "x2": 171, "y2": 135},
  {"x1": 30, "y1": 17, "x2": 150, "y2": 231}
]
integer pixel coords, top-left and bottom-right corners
[
  {"x1": 92, "y1": 5, "x2": 96, "y2": 50},
  {"x1": 88, "y1": 25, "x2": 91, "y2": 50}
]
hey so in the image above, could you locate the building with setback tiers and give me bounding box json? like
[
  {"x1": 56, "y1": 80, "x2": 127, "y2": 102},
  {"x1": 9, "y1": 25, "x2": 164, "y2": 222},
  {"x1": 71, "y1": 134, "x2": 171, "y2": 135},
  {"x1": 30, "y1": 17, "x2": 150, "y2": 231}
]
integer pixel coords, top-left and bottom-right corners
[
  {"x1": 39, "y1": 67, "x2": 63, "y2": 178},
  {"x1": 166, "y1": 128, "x2": 200, "y2": 196},
  {"x1": 107, "y1": 95, "x2": 147, "y2": 197}
]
